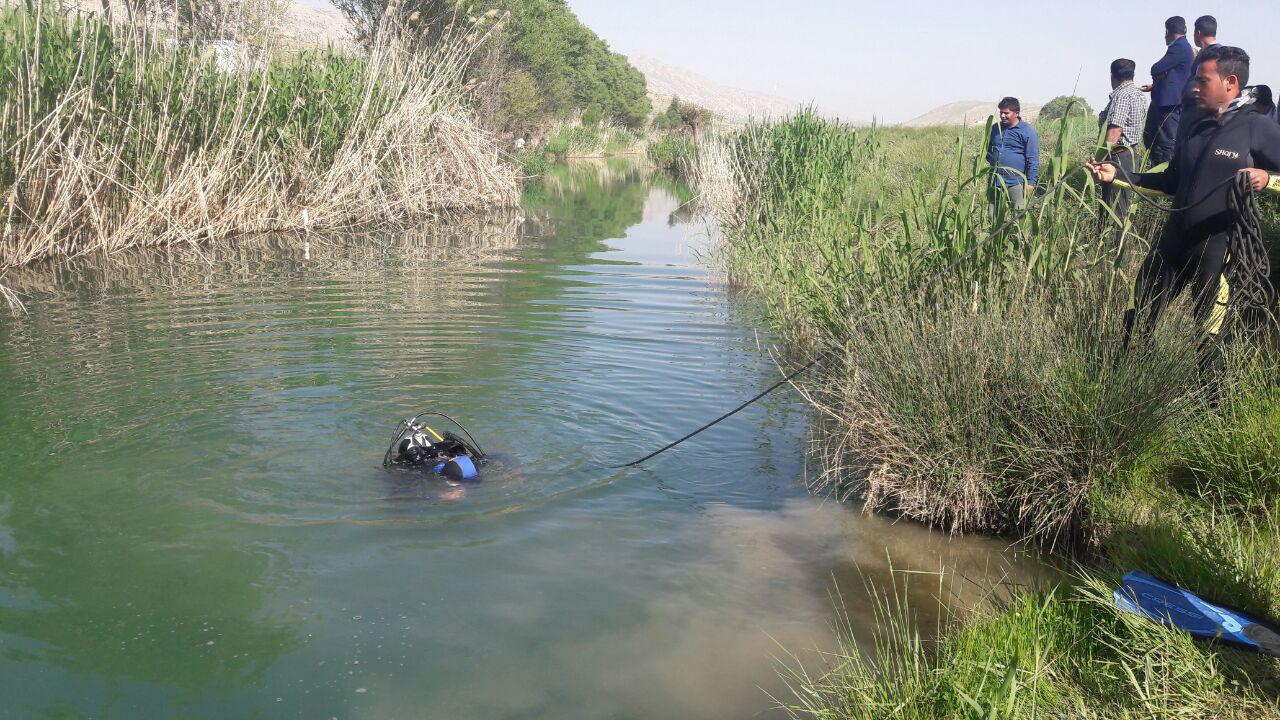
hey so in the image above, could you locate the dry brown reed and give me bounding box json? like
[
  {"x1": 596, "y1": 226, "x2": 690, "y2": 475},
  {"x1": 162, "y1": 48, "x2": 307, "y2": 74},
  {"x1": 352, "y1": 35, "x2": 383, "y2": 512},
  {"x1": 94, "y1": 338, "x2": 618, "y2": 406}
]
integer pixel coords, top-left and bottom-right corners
[
  {"x1": 0, "y1": 1, "x2": 519, "y2": 307},
  {"x1": 691, "y1": 131, "x2": 757, "y2": 228}
]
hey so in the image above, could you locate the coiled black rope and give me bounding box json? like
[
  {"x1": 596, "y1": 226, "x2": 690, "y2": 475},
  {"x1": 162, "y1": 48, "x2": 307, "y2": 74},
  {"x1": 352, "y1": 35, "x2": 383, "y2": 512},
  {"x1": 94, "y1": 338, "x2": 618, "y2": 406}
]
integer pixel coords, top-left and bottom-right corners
[
  {"x1": 1224, "y1": 171, "x2": 1277, "y2": 331},
  {"x1": 1112, "y1": 162, "x2": 1278, "y2": 330}
]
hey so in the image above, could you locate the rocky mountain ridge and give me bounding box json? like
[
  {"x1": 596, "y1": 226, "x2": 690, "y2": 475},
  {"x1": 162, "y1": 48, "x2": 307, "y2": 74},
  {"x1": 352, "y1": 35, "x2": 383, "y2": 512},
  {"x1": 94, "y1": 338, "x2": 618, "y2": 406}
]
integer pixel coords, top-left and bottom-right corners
[
  {"x1": 901, "y1": 100, "x2": 1043, "y2": 127},
  {"x1": 627, "y1": 54, "x2": 801, "y2": 125}
]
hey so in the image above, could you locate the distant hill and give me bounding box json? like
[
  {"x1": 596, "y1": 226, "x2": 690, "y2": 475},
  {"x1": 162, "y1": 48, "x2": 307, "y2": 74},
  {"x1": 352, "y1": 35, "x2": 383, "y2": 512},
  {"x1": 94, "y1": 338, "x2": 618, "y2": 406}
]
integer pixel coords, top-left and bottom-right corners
[
  {"x1": 901, "y1": 100, "x2": 1042, "y2": 128},
  {"x1": 278, "y1": 2, "x2": 355, "y2": 49},
  {"x1": 627, "y1": 55, "x2": 800, "y2": 125}
]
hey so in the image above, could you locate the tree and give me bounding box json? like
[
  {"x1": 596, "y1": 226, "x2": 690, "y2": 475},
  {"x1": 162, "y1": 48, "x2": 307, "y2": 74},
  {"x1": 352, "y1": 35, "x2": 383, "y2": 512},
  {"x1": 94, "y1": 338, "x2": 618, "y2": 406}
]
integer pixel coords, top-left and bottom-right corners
[
  {"x1": 330, "y1": 0, "x2": 478, "y2": 49},
  {"x1": 581, "y1": 102, "x2": 602, "y2": 127},
  {"x1": 498, "y1": 69, "x2": 541, "y2": 134},
  {"x1": 652, "y1": 97, "x2": 711, "y2": 134},
  {"x1": 331, "y1": 0, "x2": 651, "y2": 130},
  {"x1": 1040, "y1": 95, "x2": 1093, "y2": 122}
]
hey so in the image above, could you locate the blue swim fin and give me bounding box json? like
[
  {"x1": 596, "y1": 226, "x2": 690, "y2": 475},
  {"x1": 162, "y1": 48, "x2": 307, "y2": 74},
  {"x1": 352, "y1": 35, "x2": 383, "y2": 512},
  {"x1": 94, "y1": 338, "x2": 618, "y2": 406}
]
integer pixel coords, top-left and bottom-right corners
[{"x1": 1113, "y1": 570, "x2": 1280, "y2": 657}]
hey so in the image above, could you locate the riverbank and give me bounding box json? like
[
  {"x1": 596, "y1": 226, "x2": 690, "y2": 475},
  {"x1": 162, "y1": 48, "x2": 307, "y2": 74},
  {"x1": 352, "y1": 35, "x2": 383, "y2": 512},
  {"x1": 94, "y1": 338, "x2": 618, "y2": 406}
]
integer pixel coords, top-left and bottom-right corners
[
  {"x1": 0, "y1": 5, "x2": 518, "y2": 294},
  {"x1": 517, "y1": 100, "x2": 708, "y2": 175},
  {"x1": 521, "y1": 122, "x2": 697, "y2": 176},
  {"x1": 698, "y1": 111, "x2": 1280, "y2": 716}
]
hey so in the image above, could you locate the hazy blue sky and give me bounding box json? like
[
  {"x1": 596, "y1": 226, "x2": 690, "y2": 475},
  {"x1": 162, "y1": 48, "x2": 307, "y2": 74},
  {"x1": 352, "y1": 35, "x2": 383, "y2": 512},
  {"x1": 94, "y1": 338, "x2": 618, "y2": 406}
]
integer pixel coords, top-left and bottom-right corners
[{"x1": 305, "y1": 1, "x2": 1280, "y2": 123}]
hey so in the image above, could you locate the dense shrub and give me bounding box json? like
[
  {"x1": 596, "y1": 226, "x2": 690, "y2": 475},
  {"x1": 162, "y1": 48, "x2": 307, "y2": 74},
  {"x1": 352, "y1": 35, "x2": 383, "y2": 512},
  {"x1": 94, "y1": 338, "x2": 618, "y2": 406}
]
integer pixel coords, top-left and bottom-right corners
[{"x1": 1041, "y1": 94, "x2": 1094, "y2": 121}]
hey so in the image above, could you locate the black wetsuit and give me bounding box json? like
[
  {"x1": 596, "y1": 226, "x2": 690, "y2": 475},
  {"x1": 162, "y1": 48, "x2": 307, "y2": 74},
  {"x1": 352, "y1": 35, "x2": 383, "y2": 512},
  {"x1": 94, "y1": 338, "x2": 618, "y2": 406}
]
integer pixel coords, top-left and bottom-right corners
[{"x1": 1125, "y1": 103, "x2": 1280, "y2": 341}]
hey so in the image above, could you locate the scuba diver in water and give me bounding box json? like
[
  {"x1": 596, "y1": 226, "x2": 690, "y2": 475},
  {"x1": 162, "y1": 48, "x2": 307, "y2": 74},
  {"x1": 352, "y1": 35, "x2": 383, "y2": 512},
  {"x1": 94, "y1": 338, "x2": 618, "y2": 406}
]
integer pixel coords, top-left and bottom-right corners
[
  {"x1": 383, "y1": 412, "x2": 487, "y2": 481},
  {"x1": 382, "y1": 411, "x2": 526, "y2": 501},
  {"x1": 1087, "y1": 46, "x2": 1280, "y2": 372}
]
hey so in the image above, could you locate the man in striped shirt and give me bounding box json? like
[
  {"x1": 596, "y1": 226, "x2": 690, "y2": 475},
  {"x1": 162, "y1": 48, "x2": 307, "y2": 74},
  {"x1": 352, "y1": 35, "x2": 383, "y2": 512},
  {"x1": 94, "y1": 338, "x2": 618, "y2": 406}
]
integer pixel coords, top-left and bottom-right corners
[{"x1": 1098, "y1": 58, "x2": 1147, "y2": 250}]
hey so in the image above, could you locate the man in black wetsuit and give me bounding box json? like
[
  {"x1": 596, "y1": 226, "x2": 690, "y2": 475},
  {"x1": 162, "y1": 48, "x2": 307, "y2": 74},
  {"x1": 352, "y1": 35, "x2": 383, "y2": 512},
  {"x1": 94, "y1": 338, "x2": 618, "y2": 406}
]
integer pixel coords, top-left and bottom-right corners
[{"x1": 1086, "y1": 46, "x2": 1280, "y2": 353}]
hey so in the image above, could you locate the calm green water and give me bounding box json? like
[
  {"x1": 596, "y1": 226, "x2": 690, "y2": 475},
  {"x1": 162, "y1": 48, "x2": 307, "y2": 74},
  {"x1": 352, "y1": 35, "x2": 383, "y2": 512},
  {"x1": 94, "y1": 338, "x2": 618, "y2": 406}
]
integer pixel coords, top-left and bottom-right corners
[{"x1": 0, "y1": 161, "x2": 1031, "y2": 720}]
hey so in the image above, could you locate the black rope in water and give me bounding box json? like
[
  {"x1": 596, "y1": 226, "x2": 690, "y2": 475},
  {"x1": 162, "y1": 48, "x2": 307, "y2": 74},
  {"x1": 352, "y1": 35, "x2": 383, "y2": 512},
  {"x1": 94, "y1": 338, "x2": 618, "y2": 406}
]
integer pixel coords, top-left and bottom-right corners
[{"x1": 613, "y1": 352, "x2": 829, "y2": 468}]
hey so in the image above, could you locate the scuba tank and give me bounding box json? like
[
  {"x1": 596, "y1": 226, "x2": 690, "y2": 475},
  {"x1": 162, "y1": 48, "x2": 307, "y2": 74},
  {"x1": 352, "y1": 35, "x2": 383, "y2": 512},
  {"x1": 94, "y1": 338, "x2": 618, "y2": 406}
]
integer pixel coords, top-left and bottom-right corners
[{"x1": 383, "y1": 412, "x2": 486, "y2": 482}]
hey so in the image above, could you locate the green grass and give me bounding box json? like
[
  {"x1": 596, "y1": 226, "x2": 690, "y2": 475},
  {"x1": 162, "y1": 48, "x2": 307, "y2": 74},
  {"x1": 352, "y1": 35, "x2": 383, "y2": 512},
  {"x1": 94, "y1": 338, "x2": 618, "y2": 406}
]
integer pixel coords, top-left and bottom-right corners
[
  {"x1": 1173, "y1": 352, "x2": 1280, "y2": 506},
  {"x1": 544, "y1": 123, "x2": 642, "y2": 158},
  {"x1": 785, "y1": 558, "x2": 1280, "y2": 718},
  {"x1": 707, "y1": 110, "x2": 1188, "y2": 545},
  {"x1": 514, "y1": 148, "x2": 551, "y2": 177}
]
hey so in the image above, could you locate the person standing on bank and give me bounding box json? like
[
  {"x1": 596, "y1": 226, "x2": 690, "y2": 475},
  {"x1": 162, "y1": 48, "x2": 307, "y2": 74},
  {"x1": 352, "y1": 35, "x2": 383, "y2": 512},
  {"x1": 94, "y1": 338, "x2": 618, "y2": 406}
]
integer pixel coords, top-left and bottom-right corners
[
  {"x1": 1086, "y1": 46, "x2": 1280, "y2": 361},
  {"x1": 1192, "y1": 14, "x2": 1219, "y2": 54},
  {"x1": 987, "y1": 97, "x2": 1039, "y2": 214},
  {"x1": 1174, "y1": 16, "x2": 1222, "y2": 149},
  {"x1": 1098, "y1": 58, "x2": 1147, "y2": 250},
  {"x1": 1141, "y1": 16, "x2": 1194, "y2": 165}
]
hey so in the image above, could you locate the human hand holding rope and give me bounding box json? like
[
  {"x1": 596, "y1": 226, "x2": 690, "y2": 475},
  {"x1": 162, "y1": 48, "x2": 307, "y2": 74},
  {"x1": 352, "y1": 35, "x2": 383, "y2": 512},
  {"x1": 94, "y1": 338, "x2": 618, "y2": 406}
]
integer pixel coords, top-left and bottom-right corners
[
  {"x1": 1084, "y1": 160, "x2": 1117, "y2": 184},
  {"x1": 1242, "y1": 168, "x2": 1271, "y2": 191}
]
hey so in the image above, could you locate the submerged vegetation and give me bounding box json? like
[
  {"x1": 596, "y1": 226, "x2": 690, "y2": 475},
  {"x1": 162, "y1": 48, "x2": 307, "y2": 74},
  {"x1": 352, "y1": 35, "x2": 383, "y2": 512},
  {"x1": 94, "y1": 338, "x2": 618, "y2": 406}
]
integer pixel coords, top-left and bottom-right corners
[
  {"x1": 698, "y1": 110, "x2": 1280, "y2": 716},
  {"x1": 0, "y1": 2, "x2": 518, "y2": 282}
]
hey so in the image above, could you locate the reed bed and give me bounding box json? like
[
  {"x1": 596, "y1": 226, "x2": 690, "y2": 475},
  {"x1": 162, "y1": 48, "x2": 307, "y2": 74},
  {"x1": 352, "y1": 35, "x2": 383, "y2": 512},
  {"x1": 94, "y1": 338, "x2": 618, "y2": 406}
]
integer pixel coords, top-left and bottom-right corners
[{"x1": 0, "y1": 2, "x2": 518, "y2": 293}]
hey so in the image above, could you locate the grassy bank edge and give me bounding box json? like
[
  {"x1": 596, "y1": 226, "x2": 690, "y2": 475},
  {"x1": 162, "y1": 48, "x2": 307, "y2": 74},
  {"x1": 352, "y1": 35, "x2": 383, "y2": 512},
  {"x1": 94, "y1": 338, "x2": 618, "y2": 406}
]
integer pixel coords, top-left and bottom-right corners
[{"x1": 694, "y1": 111, "x2": 1280, "y2": 717}]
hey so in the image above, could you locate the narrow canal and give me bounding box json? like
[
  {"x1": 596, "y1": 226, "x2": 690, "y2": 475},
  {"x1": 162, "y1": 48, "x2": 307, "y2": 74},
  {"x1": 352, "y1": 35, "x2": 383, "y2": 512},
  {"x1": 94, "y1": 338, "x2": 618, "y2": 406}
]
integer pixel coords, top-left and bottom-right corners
[{"x1": 0, "y1": 161, "x2": 1031, "y2": 719}]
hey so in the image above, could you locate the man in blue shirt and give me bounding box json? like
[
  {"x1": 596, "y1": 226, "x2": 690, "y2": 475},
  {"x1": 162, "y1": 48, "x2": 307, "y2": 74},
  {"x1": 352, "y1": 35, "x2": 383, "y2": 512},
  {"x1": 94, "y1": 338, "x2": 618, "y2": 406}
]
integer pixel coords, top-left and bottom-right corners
[
  {"x1": 987, "y1": 97, "x2": 1039, "y2": 214},
  {"x1": 1141, "y1": 16, "x2": 1194, "y2": 164}
]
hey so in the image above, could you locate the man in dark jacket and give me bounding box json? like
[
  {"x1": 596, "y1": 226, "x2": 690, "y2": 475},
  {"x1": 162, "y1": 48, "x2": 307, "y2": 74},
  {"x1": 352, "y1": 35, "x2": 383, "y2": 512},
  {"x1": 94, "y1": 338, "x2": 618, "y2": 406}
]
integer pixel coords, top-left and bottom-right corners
[
  {"x1": 1141, "y1": 16, "x2": 1195, "y2": 164},
  {"x1": 1087, "y1": 46, "x2": 1280, "y2": 350},
  {"x1": 1173, "y1": 16, "x2": 1222, "y2": 150}
]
